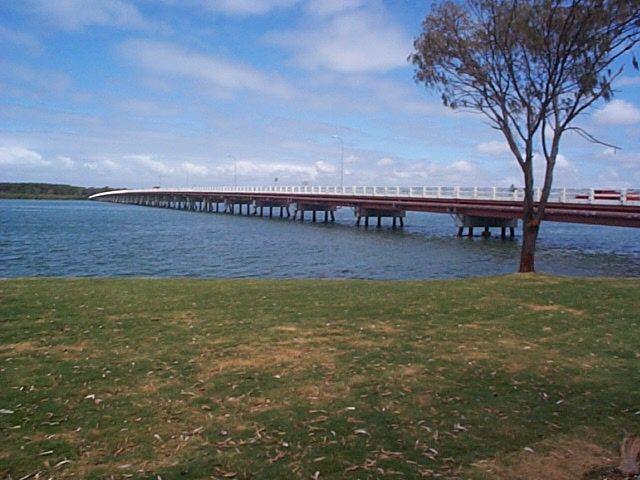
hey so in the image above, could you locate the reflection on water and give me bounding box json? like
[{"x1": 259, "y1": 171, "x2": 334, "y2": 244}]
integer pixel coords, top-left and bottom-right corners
[{"x1": 1, "y1": 200, "x2": 639, "y2": 278}]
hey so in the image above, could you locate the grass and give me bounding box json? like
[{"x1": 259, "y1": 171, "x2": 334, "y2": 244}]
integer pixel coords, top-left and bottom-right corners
[{"x1": 0, "y1": 275, "x2": 638, "y2": 479}]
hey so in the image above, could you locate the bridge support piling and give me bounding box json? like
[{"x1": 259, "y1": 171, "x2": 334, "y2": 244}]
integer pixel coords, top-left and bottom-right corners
[
  {"x1": 455, "y1": 215, "x2": 518, "y2": 238},
  {"x1": 355, "y1": 207, "x2": 405, "y2": 229},
  {"x1": 296, "y1": 203, "x2": 337, "y2": 224}
]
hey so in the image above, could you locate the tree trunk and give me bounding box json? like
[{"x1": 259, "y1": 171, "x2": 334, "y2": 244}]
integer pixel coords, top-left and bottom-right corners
[
  {"x1": 519, "y1": 217, "x2": 540, "y2": 272},
  {"x1": 519, "y1": 181, "x2": 539, "y2": 273}
]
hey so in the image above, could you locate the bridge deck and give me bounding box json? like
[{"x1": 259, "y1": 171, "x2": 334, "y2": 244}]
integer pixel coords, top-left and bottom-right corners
[{"x1": 90, "y1": 186, "x2": 640, "y2": 228}]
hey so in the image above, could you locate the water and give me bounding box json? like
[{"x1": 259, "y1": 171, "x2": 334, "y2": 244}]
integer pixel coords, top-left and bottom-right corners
[{"x1": 1, "y1": 199, "x2": 639, "y2": 278}]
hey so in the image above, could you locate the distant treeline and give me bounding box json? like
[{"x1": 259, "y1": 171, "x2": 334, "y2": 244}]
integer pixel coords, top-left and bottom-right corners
[{"x1": 0, "y1": 183, "x2": 119, "y2": 199}]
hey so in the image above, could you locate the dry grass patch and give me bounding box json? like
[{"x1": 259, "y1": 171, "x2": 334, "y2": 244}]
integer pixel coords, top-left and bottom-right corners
[
  {"x1": 527, "y1": 304, "x2": 585, "y2": 316},
  {"x1": 203, "y1": 343, "x2": 336, "y2": 377},
  {"x1": 473, "y1": 437, "x2": 615, "y2": 480},
  {"x1": 1, "y1": 340, "x2": 95, "y2": 358}
]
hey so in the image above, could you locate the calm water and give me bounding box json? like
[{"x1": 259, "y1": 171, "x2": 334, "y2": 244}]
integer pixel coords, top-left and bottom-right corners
[{"x1": 1, "y1": 199, "x2": 640, "y2": 279}]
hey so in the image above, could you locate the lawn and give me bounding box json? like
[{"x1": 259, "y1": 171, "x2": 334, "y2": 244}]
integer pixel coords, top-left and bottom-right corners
[{"x1": 1, "y1": 275, "x2": 638, "y2": 479}]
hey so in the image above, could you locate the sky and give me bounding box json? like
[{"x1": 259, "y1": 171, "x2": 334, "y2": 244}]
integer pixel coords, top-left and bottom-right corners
[{"x1": 1, "y1": 0, "x2": 640, "y2": 189}]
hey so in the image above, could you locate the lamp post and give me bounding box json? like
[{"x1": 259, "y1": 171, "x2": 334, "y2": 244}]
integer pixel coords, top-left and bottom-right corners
[{"x1": 332, "y1": 135, "x2": 344, "y2": 189}]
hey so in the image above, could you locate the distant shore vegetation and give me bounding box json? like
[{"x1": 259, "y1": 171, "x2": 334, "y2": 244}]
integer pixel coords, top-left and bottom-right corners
[{"x1": 0, "y1": 182, "x2": 118, "y2": 200}]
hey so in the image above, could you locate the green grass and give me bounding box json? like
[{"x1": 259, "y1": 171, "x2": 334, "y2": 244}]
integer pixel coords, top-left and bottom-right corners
[{"x1": 1, "y1": 275, "x2": 638, "y2": 479}]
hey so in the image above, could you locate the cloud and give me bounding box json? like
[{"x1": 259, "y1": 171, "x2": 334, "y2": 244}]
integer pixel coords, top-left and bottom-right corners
[
  {"x1": 216, "y1": 160, "x2": 326, "y2": 180},
  {"x1": 120, "y1": 40, "x2": 293, "y2": 99},
  {"x1": 314, "y1": 160, "x2": 336, "y2": 173},
  {"x1": 181, "y1": 161, "x2": 209, "y2": 175},
  {"x1": 125, "y1": 155, "x2": 175, "y2": 175},
  {"x1": 377, "y1": 157, "x2": 394, "y2": 167},
  {"x1": 476, "y1": 140, "x2": 510, "y2": 155},
  {"x1": 56, "y1": 155, "x2": 75, "y2": 168},
  {"x1": 266, "y1": 8, "x2": 411, "y2": 73},
  {"x1": 450, "y1": 160, "x2": 474, "y2": 173},
  {"x1": 304, "y1": 0, "x2": 368, "y2": 17},
  {"x1": 0, "y1": 146, "x2": 50, "y2": 166},
  {"x1": 88, "y1": 159, "x2": 121, "y2": 170},
  {"x1": 555, "y1": 153, "x2": 572, "y2": 170},
  {"x1": 197, "y1": 0, "x2": 300, "y2": 15},
  {"x1": 593, "y1": 99, "x2": 640, "y2": 125},
  {"x1": 0, "y1": 25, "x2": 43, "y2": 54},
  {"x1": 25, "y1": 0, "x2": 156, "y2": 31},
  {"x1": 390, "y1": 160, "x2": 477, "y2": 183},
  {"x1": 615, "y1": 76, "x2": 640, "y2": 87}
]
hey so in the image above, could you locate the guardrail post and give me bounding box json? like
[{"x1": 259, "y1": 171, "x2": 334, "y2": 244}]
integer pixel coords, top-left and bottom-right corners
[
  {"x1": 437, "y1": 186, "x2": 441, "y2": 199},
  {"x1": 621, "y1": 188, "x2": 627, "y2": 205},
  {"x1": 588, "y1": 188, "x2": 594, "y2": 204},
  {"x1": 454, "y1": 186, "x2": 460, "y2": 199}
]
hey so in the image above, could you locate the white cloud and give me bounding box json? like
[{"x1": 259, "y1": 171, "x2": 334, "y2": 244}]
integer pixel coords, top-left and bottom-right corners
[
  {"x1": 197, "y1": 0, "x2": 300, "y2": 15},
  {"x1": 27, "y1": 0, "x2": 155, "y2": 31},
  {"x1": 304, "y1": 0, "x2": 368, "y2": 17},
  {"x1": 390, "y1": 160, "x2": 477, "y2": 183},
  {"x1": 56, "y1": 155, "x2": 75, "y2": 168},
  {"x1": 593, "y1": 99, "x2": 640, "y2": 125},
  {"x1": 125, "y1": 155, "x2": 175, "y2": 175},
  {"x1": 120, "y1": 40, "x2": 293, "y2": 99},
  {"x1": 377, "y1": 157, "x2": 394, "y2": 167},
  {"x1": 0, "y1": 146, "x2": 50, "y2": 166},
  {"x1": 217, "y1": 160, "x2": 321, "y2": 179},
  {"x1": 83, "y1": 159, "x2": 121, "y2": 172},
  {"x1": 0, "y1": 25, "x2": 43, "y2": 54},
  {"x1": 450, "y1": 160, "x2": 474, "y2": 173},
  {"x1": 181, "y1": 161, "x2": 209, "y2": 175},
  {"x1": 314, "y1": 160, "x2": 336, "y2": 173},
  {"x1": 477, "y1": 140, "x2": 510, "y2": 155},
  {"x1": 267, "y1": 8, "x2": 410, "y2": 73},
  {"x1": 615, "y1": 76, "x2": 640, "y2": 87},
  {"x1": 345, "y1": 154, "x2": 359, "y2": 164},
  {"x1": 556, "y1": 153, "x2": 572, "y2": 169}
]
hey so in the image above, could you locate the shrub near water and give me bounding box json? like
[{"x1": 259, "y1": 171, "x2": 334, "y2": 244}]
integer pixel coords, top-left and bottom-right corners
[{"x1": 0, "y1": 276, "x2": 638, "y2": 479}]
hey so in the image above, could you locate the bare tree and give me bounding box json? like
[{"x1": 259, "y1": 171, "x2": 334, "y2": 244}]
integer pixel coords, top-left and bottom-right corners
[{"x1": 410, "y1": 0, "x2": 640, "y2": 272}]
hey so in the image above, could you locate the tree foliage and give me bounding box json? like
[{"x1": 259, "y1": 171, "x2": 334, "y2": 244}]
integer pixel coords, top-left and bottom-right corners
[
  {"x1": 0, "y1": 183, "x2": 116, "y2": 199},
  {"x1": 410, "y1": 0, "x2": 640, "y2": 272}
]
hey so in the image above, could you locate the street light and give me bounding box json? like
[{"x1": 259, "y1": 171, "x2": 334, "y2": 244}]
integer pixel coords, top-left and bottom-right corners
[{"x1": 332, "y1": 135, "x2": 344, "y2": 189}]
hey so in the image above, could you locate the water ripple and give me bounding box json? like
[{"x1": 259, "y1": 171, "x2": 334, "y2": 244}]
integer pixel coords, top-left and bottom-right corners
[{"x1": 1, "y1": 199, "x2": 639, "y2": 278}]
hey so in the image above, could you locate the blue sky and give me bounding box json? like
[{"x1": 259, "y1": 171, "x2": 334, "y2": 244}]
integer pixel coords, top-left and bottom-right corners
[{"x1": 1, "y1": 0, "x2": 639, "y2": 189}]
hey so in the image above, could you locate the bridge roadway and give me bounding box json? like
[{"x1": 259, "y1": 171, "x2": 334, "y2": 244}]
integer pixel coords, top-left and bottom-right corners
[{"x1": 90, "y1": 186, "x2": 640, "y2": 232}]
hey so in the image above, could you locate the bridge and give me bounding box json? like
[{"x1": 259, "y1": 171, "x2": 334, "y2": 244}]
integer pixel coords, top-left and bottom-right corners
[{"x1": 90, "y1": 186, "x2": 640, "y2": 236}]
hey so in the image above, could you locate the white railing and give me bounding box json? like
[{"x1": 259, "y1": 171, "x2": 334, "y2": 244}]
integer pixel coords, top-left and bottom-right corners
[{"x1": 90, "y1": 186, "x2": 640, "y2": 206}]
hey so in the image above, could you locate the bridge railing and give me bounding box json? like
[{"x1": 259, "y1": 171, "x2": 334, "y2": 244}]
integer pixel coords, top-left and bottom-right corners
[{"x1": 91, "y1": 186, "x2": 640, "y2": 205}]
